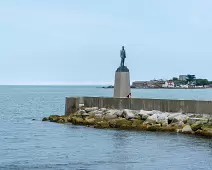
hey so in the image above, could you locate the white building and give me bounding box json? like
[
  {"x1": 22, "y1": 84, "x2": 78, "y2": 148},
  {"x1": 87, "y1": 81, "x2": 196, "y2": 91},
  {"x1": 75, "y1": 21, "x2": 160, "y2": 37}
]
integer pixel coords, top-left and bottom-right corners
[{"x1": 162, "y1": 81, "x2": 175, "y2": 88}]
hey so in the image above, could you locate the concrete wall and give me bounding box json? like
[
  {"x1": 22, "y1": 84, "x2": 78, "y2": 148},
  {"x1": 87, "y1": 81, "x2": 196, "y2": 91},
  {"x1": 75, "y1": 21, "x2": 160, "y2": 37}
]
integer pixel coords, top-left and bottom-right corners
[{"x1": 65, "y1": 97, "x2": 212, "y2": 116}]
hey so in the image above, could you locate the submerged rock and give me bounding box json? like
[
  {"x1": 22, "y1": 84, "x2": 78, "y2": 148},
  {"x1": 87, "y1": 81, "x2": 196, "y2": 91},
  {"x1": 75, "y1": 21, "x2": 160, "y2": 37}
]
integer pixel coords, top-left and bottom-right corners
[{"x1": 42, "y1": 117, "x2": 49, "y2": 121}]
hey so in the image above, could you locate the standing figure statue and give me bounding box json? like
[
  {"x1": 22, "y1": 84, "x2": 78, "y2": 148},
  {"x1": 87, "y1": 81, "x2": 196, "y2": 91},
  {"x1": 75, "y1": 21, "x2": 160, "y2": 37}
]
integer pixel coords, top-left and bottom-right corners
[{"x1": 120, "y1": 46, "x2": 126, "y2": 67}]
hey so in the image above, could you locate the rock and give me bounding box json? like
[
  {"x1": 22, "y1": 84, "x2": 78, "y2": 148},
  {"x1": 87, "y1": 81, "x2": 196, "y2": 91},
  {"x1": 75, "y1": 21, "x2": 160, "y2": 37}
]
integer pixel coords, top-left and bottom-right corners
[
  {"x1": 81, "y1": 112, "x2": 90, "y2": 119},
  {"x1": 168, "y1": 113, "x2": 182, "y2": 121},
  {"x1": 146, "y1": 114, "x2": 158, "y2": 124},
  {"x1": 176, "y1": 129, "x2": 182, "y2": 133},
  {"x1": 49, "y1": 115, "x2": 60, "y2": 122},
  {"x1": 114, "y1": 110, "x2": 123, "y2": 117},
  {"x1": 79, "y1": 110, "x2": 86, "y2": 115},
  {"x1": 88, "y1": 110, "x2": 100, "y2": 116},
  {"x1": 85, "y1": 118, "x2": 96, "y2": 125},
  {"x1": 42, "y1": 117, "x2": 49, "y2": 121},
  {"x1": 195, "y1": 129, "x2": 212, "y2": 137},
  {"x1": 191, "y1": 124, "x2": 202, "y2": 131},
  {"x1": 122, "y1": 109, "x2": 135, "y2": 120},
  {"x1": 94, "y1": 113, "x2": 103, "y2": 119},
  {"x1": 146, "y1": 124, "x2": 161, "y2": 131},
  {"x1": 103, "y1": 114, "x2": 117, "y2": 120},
  {"x1": 71, "y1": 117, "x2": 85, "y2": 125},
  {"x1": 57, "y1": 119, "x2": 64, "y2": 123},
  {"x1": 187, "y1": 118, "x2": 208, "y2": 125},
  {"x1": 138, "y1": 110, "x2": 153, "y2": 120},
  {"x1": 99, "y1": 108, "x2": 107, "y2": 112},
  {"x1": 94, "y1": 121, "x2": 110, "y2": 129},
  {"x1": 157, "y1": 112, "x2": 169, "y2": 125},
  {"x1": 108, "y1": 118, "x2": 132, "y2": 129},
  {"x1": 171, "y1": 114, "x2": 189, "y2": 123},
  {"x1": 131, "y1": 119, "x2": 144, "y2": 128},
  {"x1": 170, "y1": 121, "x2": 184, "y2": 128},
  {"x1": 105, "y1": 109, "x2": 119, "y2": 116},
  {"x1": 85, "y1": 107, "x2": 98, "y2": 113},
  {"x1": 182, "y1": 125, "x2": 193, "y2": 133}
]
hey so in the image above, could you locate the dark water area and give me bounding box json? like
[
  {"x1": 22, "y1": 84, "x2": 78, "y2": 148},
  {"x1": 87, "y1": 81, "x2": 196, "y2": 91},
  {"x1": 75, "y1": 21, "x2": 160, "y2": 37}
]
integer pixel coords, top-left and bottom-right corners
[{"x1": 1, "y1": 86, "x2": 212, "y2": 170}]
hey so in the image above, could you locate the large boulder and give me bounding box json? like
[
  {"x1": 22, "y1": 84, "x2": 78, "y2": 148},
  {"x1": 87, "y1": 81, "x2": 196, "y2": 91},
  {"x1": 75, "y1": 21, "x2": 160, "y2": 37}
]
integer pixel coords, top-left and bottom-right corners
[
  {"x1": 146, "y1": 114, "x2": 158, "y2": 124},
  {"x1": 138, "y1": 110, "x2": 153, "y2": 120},
  {"x1": 85, "y1": 107, "x2": 98, "y2": 113},
  {"x1": 157, "y1": 112, "x2": 169, "y2": 125},
  {"x1": 85, "y1": 117, "x2": 96, "y2": 125},
  {"x1": 103, "y1": 114, "x2": 117, "y2": 120},
  {"x1": 182, "y1": 125, "x2": 193, "y2": 133},
  {"x1": 42, "y1": 117, "x2": 49, "y2": 121},
  {"x1": 168, "y1": 113, "x2": 188, "y2": 123},
  {"x1": 145, "y1": 112, "x2": 169, "y2": 125},
  {"x1": 114, "y1": 110, "x2": 124, "y2": 117},
  {"x1": 187, "y1": 118, "x2": 208, "y2": 125},
  {"x1": 168, "y1": 113, "x2": 182, "y2": 120},
  {"x1": 94, "y1": 113, "x2": 103, "y2": 119},
  {"x1": 122, "y1": 109, "x2": 135, "y2": 120}
]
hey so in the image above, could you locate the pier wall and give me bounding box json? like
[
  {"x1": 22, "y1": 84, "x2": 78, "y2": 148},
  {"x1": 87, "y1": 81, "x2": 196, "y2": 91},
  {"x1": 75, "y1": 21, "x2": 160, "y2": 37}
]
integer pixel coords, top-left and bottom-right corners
[{"x1": 65, "y1": 97, "x2": 212, "y2": 116}]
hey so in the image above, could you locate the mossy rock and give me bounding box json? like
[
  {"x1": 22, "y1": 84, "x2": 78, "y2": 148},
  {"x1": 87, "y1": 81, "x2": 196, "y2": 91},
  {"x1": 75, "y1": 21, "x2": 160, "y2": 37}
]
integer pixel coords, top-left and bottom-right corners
[
  {"x1": 201, "y1": 124, "x2": 212, "y2": 130},
  {"x1": 108, "y1": 118, "x2": 132, "y2": 129},
  {"x1": 146, "y1": 124, "x2": 161, "y2": 132},
  {"x1": 195, "y1": 129, "x2": 212, "y2": 137},
  {"x1": 159, "y1": 126, "x2": 178, "y2": 132},
  {"x1": 42, "y1": 117, "x2": 49, "y2": 121},
  {"x1": 84, "y1": 118, "x2": 96, "y2": 125},
  {"x1": 71, "y1": 117, "x2": 86, "y2": 125},
  {"x1": 57, "y1": 119, "x2": 65, "y2": 123},
  {"x1": 191, "y1": 124, "x2": 202, "y2": 131},
  {"x1": 131, "y1": 120, "x2": 144, "y2": 128},
  {"x1": 49, "y1": 115, "x2": 60, "y2": 122},
  {"x1": 94, "y1": 121, "x2": 110, "y2": 129}
]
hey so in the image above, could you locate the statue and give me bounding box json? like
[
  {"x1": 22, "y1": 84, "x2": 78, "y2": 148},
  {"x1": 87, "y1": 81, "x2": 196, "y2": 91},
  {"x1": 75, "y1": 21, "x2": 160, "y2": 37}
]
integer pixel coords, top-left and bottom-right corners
[{"x1": 120, "y1": 46, "x2": 126, "y2": 67}]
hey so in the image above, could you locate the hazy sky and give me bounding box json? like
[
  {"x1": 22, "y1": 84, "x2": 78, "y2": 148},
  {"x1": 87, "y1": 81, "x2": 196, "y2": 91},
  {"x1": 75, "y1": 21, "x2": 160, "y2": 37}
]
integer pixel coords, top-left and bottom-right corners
[{"x1": 1, "y1": 0, "x2": 212, "y2": 85}]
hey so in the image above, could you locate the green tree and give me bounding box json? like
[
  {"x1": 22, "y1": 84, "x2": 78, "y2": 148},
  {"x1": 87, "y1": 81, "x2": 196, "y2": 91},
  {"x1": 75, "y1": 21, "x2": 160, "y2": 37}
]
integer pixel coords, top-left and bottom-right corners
[
  {"x1": 196, "y1": 79, "x2": 209, "y2": 87},
  {"x1": 186, "y1": 74, "x2": 196, "y2": 84},
  {"x1": 173, "y1": 77, "x2": 178, "y2": 81}
]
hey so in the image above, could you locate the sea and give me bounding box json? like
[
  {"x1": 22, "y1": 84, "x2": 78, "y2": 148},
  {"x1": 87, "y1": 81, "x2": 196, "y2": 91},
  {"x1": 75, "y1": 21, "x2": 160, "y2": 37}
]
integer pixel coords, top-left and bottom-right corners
[{"x1": 1, "y1": 85, "x2": 212, "y2": 170}]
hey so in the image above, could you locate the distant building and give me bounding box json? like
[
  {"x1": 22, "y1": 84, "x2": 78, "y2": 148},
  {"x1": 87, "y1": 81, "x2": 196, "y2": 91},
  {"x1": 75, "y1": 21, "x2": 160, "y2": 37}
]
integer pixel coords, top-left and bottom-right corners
[
  {"x1": 179, "y1": 75, "x2": 187, "y2": 81},
  {"x1": 162, "y1": 81, "x2": 175, "y2": 88},
  {"x1": 132, "y1": 81, "x2": 148, "y2": 88}
]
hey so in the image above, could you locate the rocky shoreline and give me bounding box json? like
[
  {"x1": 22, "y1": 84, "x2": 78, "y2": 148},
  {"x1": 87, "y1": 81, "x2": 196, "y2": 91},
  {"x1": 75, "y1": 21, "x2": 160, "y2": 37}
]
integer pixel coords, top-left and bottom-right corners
[{"x1": 43, "y1": 107, "x2": 212, "y2": 137}]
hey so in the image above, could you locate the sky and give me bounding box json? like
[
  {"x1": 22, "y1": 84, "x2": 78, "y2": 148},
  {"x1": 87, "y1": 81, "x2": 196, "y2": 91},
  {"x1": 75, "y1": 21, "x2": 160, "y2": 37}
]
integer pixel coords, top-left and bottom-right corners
[{"x1": 1, "y1": 0, "x2": 212, "y2": 85}]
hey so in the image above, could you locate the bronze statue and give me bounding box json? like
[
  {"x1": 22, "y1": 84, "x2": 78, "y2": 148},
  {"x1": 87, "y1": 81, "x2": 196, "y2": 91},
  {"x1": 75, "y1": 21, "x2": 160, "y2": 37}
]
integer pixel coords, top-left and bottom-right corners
[{"x1": 120, "y1": 46, "x2": 126, "y2": 67}]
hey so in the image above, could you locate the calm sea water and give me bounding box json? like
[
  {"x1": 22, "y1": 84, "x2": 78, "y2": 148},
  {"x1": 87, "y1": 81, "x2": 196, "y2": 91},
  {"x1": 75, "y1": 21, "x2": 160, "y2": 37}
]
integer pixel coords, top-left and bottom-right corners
[{"x1": 1, "y1": 85, "x2": 212, "y2": 170}]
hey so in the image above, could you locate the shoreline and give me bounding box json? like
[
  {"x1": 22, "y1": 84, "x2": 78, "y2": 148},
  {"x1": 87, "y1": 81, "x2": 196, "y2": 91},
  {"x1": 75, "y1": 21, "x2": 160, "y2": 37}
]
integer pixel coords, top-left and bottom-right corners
[{"x1": 43, "y1": 107, "x2": 212, "y2": 138}]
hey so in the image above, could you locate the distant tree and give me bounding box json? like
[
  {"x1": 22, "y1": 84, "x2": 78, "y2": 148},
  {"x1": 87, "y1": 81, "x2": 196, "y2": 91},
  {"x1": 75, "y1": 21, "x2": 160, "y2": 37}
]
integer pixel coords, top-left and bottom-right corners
[
  {"x1": 186, "y1": 74, "x2": 196, "y2": 84},
  {"x1": 173, "y1": 77, "x2": 178, "y2": 81},
  {"x1": 196, "y1": 79, "x2": 209, "y2": 86}
]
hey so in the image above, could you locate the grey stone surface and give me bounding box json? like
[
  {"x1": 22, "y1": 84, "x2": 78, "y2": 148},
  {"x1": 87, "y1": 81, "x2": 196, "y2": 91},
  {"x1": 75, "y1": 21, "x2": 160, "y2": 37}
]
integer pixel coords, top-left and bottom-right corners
[
  {"x1": 122, "y1": 109, "x2": 135, "y2": 120},
  {"x1": 114, "y1": 72, "x2": 131, "y2": 98}
]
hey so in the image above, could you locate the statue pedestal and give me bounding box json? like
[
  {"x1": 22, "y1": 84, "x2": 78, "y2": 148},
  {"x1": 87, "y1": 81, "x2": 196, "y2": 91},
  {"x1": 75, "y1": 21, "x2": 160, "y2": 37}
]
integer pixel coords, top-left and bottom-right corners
[{"x1": 113, "y1": 66, "x2": 131, "y2": 98}]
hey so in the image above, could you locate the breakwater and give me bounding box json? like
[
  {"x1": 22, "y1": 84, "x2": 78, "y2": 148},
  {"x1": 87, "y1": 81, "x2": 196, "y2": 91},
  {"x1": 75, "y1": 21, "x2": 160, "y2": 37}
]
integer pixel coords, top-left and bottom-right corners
[
  {"x1": 41, "y1": 96, "x2": 212, "y2": 137},
  {"x1": 65, "y1": 97, "x2": 212, "y2": 116}
]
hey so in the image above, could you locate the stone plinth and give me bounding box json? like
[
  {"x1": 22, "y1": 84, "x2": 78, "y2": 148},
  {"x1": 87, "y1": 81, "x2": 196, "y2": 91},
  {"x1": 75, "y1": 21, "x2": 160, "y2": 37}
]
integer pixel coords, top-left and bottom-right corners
[{"x1": 113, "y1": 66, "x2": 131, "y2": 98}]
